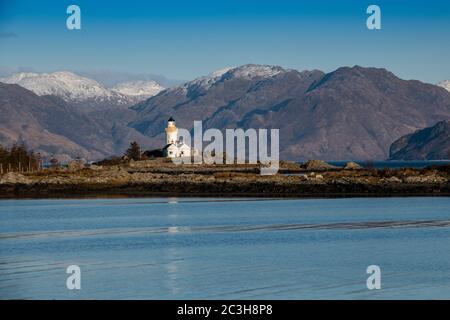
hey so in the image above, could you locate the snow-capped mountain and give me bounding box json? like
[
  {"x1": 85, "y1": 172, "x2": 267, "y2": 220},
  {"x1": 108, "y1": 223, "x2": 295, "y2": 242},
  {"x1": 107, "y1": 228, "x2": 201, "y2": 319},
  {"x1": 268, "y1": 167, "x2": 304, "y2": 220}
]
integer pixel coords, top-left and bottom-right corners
[
  {"x1": 228, "y1": 64, "x2": 284, "y2": 79},
  {"x1": 111, "y1": 80, "x2": 164, "y2": 98},
  {"x1": 438, "y1": 80, "x2": 450, "y2": 92},
  {"x1": 198, "y1": 64, "x2": 284, "y2": 86},
  {"x1": 2, "y1": 64, "x2": 450, "y2": 161},
  {"x1": 184, "y1": 67, "x2": 233, "y2": 91},
  {"x1": 170, "y1": 64, "x2": 286, "y2": 94},
  {"x1": 130, "y1": 64, "x2": 450, "y2": 160},
  {"x1": 0, "y1": 71, "x2": 164, "y2": 108},
  {"x1": 1, "y1": 71, "x2": 124, "y2": 101}
]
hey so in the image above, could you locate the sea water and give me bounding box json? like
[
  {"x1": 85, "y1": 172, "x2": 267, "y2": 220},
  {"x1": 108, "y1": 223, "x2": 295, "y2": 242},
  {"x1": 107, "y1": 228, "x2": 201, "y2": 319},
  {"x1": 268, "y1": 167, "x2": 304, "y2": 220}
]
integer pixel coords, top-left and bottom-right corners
[{"x1": 0, "y1": 197, "x2": 449, "y2": 299}]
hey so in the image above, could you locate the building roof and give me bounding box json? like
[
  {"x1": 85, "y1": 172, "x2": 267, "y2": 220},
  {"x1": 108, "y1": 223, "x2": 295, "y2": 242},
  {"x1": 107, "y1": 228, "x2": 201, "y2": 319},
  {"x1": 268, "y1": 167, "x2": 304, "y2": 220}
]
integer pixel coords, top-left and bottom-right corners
[
  {"x1": 143, "y1": 148, "x2": 164, "y2": 158},
  {"x1": 162, "y1": 142, "x2": 191, "y2": 150},
  {"x1": 162, "y1": 143, "x2": 177, "y2": 150}
]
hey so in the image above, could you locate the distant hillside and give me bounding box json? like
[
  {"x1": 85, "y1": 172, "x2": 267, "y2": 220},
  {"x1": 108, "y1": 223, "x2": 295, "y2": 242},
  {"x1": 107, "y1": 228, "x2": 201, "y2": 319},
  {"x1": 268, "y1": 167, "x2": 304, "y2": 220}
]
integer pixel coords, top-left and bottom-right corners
[
  {"x1": 2, "y1": 64, "x2": 450, "y2": 161},
  {"x1": 389, "y1": 120, "x2": 450, "y2": 160},
  {"x1": 131, "y1": 64, "x2": 450, "y2": 160},
  {"x1": 111, "y1": 80, "x2": 164, "y2": 101},
  {"x1": 438, "y1": 80, "x2": 450, "y2": 92},
  {"x1": 0, "y1": 83, "x2": 155, "y2": 161},
  {"x1": 0, "y1": 71, "x2": 164, "y2": 109}
]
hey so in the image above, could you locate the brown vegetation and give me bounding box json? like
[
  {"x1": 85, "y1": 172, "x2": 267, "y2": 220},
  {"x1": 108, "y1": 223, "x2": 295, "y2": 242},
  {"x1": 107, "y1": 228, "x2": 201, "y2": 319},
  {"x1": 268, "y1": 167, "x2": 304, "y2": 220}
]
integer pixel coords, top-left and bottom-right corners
[{"x1": 0, "y1": 158, "x2": 449, "y2": 199}]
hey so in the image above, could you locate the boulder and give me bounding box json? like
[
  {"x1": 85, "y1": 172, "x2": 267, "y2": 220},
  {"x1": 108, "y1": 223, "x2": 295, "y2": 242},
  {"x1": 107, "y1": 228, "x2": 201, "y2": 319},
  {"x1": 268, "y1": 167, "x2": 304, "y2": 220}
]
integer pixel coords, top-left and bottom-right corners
[
  {"x1": 0, "y1": 172, "x2": 31, "y2": 184},
  {"x1": 302, "y1": 160, "x2": 337, "y2": 171},
  {"x1": 68, "y1": 160, "x2": 85, "y2": 171},
  {"x1": 88, "y1": 164, "x2": 103, "y2": 171},
  {"x1": 343, "y1": 161, "x2": 362, "y2": 170},
  {"x1": 385, "y1": 176, "x2": 402, "y2": 183},
  {"x1": 279, "y1": 160, "x2": 303, "y2": 171},
  {"x1": 404, "y1": 175, "x2": 447, "y2": 184}
]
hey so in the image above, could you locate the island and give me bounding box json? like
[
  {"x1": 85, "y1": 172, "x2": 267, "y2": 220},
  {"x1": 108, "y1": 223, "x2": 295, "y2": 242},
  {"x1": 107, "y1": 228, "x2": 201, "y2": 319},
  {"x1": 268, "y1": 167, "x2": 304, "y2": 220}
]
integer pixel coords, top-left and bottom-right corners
[{"x1": 1, "y1": 158, "x2": 449, "y2": 199}]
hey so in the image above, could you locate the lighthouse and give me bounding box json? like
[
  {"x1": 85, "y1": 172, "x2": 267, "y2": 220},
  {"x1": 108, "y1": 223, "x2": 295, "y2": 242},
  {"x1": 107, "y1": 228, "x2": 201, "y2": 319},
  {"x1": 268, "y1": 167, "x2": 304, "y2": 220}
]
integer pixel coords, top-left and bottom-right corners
[
  {"x1": 165, "y1": 116, "x2": 178, "y2": 144},
  {"x1": 162, "y1": 116, "x2": 193, "y2": 158}
]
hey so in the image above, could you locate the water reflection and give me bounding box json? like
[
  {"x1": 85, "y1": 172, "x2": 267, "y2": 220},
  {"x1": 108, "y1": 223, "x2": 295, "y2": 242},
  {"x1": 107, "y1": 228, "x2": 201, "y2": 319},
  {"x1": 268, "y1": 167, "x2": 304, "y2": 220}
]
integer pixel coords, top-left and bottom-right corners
[{"x1": 0, "y1": 197, "x2": 449, "y2": 299}]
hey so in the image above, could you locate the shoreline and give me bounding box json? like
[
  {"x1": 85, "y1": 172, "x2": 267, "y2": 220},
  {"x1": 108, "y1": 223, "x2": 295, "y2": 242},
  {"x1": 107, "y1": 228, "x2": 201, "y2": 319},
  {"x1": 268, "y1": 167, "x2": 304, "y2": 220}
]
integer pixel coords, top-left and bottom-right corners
[
  {"x1": 1, "y1": 160, "x2": 449, "y2": 200},
  {"x1": 1, "y1": 181, "x2": 450, "y2": 200},
  {"x1": 1, "y1": 192, "x2": 450, "y2": 201}
]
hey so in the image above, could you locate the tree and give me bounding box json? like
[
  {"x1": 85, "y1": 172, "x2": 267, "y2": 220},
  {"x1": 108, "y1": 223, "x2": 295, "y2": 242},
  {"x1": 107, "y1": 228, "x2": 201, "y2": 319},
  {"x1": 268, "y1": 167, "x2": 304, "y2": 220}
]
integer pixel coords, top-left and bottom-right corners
[
  {"x1": 125, "y1": 141, "x2": 142, "y2": 161},
  {"x1": 0, "y1": 145, "x2": 7, "y2": 173},
  {"x1": 9, "y1": 143, "x2": 28, "y2": 169},
  {"x1": 0, "y1": 145, "x2": 8, "y2": 163},
  {"x1": 0, "y1": 143, "x2": 41, "y2": 172}
]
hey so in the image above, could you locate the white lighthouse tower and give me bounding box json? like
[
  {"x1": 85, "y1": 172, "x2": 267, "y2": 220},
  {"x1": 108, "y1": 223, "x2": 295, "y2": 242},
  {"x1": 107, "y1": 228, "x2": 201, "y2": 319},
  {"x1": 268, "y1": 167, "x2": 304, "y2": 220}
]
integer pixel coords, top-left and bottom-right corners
[
  {"x1": 162, "y1": 116, "x2": 197, "y2": 158},
  {"x1": 165, "y1": 116, "x2": 178, "y2": 144}
]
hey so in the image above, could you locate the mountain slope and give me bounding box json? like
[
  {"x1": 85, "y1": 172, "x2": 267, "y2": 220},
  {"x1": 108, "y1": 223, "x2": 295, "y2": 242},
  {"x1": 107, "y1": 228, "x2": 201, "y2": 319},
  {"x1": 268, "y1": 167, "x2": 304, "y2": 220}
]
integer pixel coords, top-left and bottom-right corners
[
  {"x1": 130, "y1": 64, "x2": 324, "y2": 139},
  {"x1": 0, "y1": 83, "x2": 155, "y2": 161},
  {"x1": 130, "y1": 64, "x2": 450, "y2": 160},
  {"x1": 439, "y1": 80, "x2": 450, "y2": 92},
  {"x1": 0, "y1": 71, "x2": 164, "y2": 109},
  {"x1": 111, "y1": 80, "x2": 164, "y2": 100},
  {"x1": 2, "y1": 65, "x2": 450, "y2": 161},
  {"x1": 389, "y1": 120, "x2": 450, "y2": 160}
]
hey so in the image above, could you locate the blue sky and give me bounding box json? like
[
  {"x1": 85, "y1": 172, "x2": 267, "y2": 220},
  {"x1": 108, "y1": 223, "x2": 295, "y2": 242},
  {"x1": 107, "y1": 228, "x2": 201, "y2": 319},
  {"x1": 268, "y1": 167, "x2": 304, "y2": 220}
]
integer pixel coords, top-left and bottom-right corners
[{"x1": 0, "y1": 0, "x2": 449, "y2": 83}]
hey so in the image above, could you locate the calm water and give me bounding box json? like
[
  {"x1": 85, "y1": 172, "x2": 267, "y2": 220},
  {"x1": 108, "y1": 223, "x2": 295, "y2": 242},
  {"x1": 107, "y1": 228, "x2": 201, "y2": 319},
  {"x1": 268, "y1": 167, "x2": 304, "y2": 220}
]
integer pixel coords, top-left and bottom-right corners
[{"x1": 0, "y1": 197, "x2": 449, "y2": 300}]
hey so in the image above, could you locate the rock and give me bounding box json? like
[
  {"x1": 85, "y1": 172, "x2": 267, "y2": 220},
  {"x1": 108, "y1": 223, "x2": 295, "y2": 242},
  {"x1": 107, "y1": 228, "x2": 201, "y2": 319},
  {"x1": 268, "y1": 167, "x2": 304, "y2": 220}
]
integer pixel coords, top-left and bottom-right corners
[
  {"x1": 128, "y1": 159, "x2": 163, "y2": 168},
  {"x1": 88, "y1": 164, "x2": 103, "y2": 171},
  {"x1": 41, "y1": 176, "x2": 72, "y2": 184},
  {"x1": 279, "y1": 160, "x2": 302, "y2": 171},
  {"x1": 67, "y1": 160, "x2": 85, "y2": 171},
  {"x1": 302, "y1": 160, "x2": 337, "y2": 171},
  {"x1": 0, "y1": 172, "x2": 31, "y2": 184},
  {"x1": 103, "y1": 166, "x2": 131, "y2": 181},
  {"x1": 385, "y1": 176, "x2": 402, "y2": 183},
  {"x1": 404, "y1": 175, "x2": 447, "y2": 184},
  {"x1": 343, "y1": 161, "x2": 362, "y2": 170}
]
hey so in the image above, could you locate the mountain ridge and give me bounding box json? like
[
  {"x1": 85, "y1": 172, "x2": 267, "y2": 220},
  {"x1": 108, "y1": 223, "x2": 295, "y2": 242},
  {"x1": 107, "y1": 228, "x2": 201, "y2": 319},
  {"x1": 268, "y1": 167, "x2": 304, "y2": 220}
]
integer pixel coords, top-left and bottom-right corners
[
  {"x1": 1, "y1": 64, "x2": 450, "y2": 161},
  {"x1": 389, "y1": 120, "x2": 450, "y2": 160},
  {"x1": 130, "y1": 64, "x2": 450, "y2": 161},
  {"x1": 439, "y1": 80, "x2": 450, "y2": 92},
  {"x1": 0, "y1": 82, "x2": 157, "y2": 161},
  {"x1": 0, "y1": 71, "x2": 165, "y2": 109}
]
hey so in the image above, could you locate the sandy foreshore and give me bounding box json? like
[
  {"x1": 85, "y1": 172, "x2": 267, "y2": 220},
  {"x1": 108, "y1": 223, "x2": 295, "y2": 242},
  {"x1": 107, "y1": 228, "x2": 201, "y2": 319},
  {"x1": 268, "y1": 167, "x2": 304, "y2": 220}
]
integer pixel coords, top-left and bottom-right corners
[{"x1": 1, "y1": 159, "x2": 449, "y2": 199}]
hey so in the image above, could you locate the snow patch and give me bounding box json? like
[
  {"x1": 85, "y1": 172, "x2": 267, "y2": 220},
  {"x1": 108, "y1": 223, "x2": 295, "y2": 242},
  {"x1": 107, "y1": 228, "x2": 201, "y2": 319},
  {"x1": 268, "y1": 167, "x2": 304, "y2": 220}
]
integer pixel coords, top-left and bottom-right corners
[
  {"x1": 172, "y1": 64, "x2": 285, "y2": 93},
  {"x1": 1, "y1": 71, "x2": 119, "y2": 101},
  {"x1": 111, "y1": 80, "x2": 164, "y2": 98},
  {"x1": 438, "y1": 80, "x2": 450, "y2": 92},
  {"x1": 228, "y1": 64, "x2": 284, "y2": 79},
  {"x1": 0, "y1": 71, "x2": 166, "y2": 105}
]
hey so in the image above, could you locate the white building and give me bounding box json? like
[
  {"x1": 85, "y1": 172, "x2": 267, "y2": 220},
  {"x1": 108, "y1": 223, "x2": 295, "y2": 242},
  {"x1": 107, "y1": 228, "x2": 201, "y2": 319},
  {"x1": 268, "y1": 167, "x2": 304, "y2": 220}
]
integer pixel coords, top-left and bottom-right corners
[{"x1": 162, "y1": 117, "x2": 195, "y2": 158}]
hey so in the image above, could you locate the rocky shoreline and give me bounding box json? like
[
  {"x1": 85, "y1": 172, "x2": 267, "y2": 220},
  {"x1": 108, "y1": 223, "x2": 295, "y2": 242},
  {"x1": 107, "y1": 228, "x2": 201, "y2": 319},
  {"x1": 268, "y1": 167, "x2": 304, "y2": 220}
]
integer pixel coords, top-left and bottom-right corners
[{"x1": 1, "y1": 159, "x2": 449, "y2": 199}]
